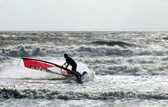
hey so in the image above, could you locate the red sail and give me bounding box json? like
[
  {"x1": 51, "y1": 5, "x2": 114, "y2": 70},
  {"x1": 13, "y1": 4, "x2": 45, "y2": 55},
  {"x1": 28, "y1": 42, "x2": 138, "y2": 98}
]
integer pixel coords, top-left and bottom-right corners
[
  {"x1": 22, "y1": 57, "x2": 75, "y2": 76},
  {"x1": 22, "y1": 58, "x2": 55, "y2": 69}
]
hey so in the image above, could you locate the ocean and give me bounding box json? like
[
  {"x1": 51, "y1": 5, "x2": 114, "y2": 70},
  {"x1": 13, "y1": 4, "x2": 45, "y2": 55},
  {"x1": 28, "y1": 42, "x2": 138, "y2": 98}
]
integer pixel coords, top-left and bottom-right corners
[{"x1": 0, "y1": 31, "x2": 168, "y2": 107}]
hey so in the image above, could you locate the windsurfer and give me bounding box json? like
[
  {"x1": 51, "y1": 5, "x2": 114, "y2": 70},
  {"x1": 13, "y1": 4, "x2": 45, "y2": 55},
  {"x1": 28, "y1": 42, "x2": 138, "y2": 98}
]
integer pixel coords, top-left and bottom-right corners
[{"x1": 63, "y1": 54, "x2": 81, "y2": 81}]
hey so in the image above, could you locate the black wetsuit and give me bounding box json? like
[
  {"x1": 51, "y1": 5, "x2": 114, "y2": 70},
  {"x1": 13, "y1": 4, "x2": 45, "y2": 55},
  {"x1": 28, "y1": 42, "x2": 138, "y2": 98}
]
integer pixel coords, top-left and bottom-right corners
[
  {"x1": 65, "y1": 56, "x2": 77, "y2": 72},
  {"x1": 65, "y1": 57, "x2": 81, "y2": 80}
]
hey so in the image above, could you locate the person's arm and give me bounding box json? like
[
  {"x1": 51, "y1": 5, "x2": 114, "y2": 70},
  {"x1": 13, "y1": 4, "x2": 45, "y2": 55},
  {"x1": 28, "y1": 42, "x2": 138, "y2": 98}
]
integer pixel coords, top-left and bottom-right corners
[
  {"x1": 65, "y1": 63, "x2": 69, "y2": 68},
  {"x1": 63, "y1": 62, "x2": 67, "y2": 66},
  {"x1": 62, "y1": 62, "x2": 69, "y2": 68}
]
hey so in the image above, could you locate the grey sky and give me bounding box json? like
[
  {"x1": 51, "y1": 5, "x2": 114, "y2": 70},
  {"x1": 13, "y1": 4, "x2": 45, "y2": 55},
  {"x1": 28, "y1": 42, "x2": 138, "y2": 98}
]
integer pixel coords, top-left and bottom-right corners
[{"x1": 0, "y1": 0, "x2": 168, "y2": 31}]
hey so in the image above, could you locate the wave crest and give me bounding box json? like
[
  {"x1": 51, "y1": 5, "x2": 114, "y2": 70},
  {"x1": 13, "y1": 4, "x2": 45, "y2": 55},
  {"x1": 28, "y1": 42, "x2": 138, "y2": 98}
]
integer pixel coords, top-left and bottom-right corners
[{"x1": 1, "y1": 88, "x2": 168, "y2": 100}]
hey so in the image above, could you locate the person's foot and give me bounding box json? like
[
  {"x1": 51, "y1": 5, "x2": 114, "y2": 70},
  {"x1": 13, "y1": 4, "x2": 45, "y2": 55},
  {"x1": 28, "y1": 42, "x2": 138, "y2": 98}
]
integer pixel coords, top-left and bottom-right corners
[{"x1": 76, "y1": 79, "x2": 83, "y2": 84}]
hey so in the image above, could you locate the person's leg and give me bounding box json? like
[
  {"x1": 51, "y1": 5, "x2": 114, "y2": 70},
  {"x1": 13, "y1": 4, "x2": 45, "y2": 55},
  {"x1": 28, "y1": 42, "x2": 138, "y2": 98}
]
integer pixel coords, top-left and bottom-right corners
[
  {"x1": 72, "y1": 65, "x2": 77, "y2": 72},
  {"x1": 72, "y1": 65, "x2": 81, "y2": 79}
]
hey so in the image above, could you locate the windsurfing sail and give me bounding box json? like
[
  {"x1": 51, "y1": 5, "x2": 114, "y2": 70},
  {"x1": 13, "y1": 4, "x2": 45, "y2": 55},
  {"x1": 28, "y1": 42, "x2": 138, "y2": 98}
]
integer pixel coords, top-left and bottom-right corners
[{"x1": 22, "y1": 57, "x2": 75, "y2": 76}]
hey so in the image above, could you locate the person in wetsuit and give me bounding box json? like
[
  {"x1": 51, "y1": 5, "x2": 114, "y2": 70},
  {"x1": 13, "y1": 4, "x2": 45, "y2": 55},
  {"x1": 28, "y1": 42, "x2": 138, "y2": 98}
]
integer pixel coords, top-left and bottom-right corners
[{"x1": 63, "y1": 54, "x2": 81, "y2": 81}]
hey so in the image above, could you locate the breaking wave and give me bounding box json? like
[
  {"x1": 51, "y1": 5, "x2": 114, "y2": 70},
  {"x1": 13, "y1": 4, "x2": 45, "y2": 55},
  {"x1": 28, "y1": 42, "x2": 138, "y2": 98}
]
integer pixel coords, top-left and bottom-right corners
[
  {"x1": 0, "y1": 88, "x2": 168, "y2": 100},
  {"x1": 1, "y1": 44, "x2": 168, "y2": 58},
  {"x1": 1, "y1": 44, "x2": 134, "y2": 57}
]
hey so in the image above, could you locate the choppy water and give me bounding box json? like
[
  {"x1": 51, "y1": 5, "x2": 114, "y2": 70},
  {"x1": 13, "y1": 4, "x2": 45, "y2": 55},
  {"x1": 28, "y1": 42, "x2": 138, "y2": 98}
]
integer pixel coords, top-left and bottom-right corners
[{"x1": 0, "y1": 31, "x2": 168, "y2": 107}]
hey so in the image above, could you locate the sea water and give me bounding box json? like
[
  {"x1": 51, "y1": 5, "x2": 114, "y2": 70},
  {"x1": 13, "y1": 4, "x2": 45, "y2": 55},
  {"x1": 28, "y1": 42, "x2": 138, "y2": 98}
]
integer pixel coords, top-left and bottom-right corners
[{"x1": 0, "y1": 31, "x2": 168, "y2": 107}]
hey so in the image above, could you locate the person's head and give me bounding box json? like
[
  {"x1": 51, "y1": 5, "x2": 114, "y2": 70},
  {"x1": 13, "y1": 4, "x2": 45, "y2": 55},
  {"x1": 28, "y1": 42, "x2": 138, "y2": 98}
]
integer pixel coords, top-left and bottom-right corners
[{"x1": 64, "y1": 53, "x2": 68, "y2": 58}]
